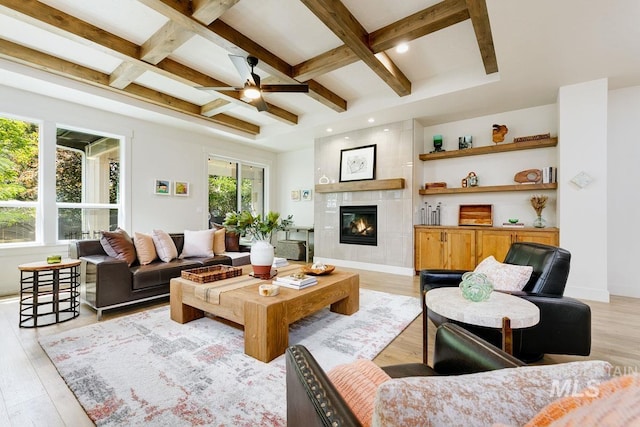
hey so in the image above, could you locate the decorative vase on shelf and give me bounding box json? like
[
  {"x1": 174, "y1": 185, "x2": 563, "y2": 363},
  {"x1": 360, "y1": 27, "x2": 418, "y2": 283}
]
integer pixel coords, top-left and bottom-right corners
[
  {"x1": 250, "y1": 240, "x2": 275, "y2": 279},
  {"x1": 533, "y1": 215, "x2": 546, "y2": 228}
]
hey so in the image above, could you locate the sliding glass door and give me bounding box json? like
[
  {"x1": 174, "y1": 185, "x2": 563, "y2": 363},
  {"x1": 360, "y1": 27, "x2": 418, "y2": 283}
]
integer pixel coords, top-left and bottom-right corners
[{"x1": 208, "y1": 158, "x2": 264, "y2": 228}]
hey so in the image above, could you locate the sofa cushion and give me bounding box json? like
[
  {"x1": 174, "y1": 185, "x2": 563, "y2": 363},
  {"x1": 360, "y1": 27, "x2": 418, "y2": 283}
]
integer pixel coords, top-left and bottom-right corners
[
  {"x1": 371, "y1": 361, "x2": 612, "y2": 427},
  {"x1": 131, "y1": 259, "x2": 201, "y2": 290},
  {"x1": 474, "y1": 255, "x2": 533, "y2": 292},
  {"x1": 152, "y1": 229, "x2": 178, "y2": 262},
  {"x1": 327, "y1": 359, "x2": 391, "y2": 427},
  {"x1": 100, "y1": 228, "x2": 137, "y2": 267},
  {"x1": 133, "y1": 232, "x2": 158, "y2": 265},
  {"x1": 180, "y1": 229, "x2": 215, "y2": 258}
]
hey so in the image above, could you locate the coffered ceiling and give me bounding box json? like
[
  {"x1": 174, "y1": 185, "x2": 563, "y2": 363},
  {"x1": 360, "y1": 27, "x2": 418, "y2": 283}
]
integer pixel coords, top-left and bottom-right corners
[{"x1": 0, "y1": 1, "x2": 639, "y2": 152}]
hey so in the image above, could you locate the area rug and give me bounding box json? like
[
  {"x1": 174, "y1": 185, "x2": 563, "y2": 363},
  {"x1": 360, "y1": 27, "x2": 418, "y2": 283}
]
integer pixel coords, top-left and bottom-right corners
[{"x1": 39, "y1": 288, "x2": 421, "y2": 426}]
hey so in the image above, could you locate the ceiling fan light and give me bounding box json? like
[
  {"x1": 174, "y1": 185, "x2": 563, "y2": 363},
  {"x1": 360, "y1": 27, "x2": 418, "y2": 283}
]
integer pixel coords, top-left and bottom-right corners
[{"x1": 244, "y1": 86, "x2": 261, "y2": 99}]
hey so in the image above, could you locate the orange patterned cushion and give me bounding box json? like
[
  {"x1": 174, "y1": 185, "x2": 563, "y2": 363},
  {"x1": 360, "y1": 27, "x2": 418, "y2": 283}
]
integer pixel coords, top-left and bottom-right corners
[
  {"x1": 327, "y1": 359, "x2": 391, "y2": 427},
  {"x1": 524, "y1": 374, "x2": 639, "y2": 427}
]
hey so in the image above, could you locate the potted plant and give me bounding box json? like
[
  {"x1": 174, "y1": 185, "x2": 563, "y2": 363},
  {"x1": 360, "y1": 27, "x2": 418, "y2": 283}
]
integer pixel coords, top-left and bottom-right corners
[{"x1": 223, "y1": 211, "x2": 293, "y2": 278}]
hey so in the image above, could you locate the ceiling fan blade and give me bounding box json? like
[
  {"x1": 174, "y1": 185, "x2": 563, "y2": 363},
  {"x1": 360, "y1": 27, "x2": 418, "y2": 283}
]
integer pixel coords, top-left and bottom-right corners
[
  {"x1": 198, "y1": 86, "x2": 242, "y2": 91},
  {"x1": 250, "y1": 97, "x2": 269, "y2": 112},
  {"x1": 228, "y1": 54, "x2": 254, "y2": 85},
  {"x1": 261, "y1": 84, "x2": 309, "y2": 93}
]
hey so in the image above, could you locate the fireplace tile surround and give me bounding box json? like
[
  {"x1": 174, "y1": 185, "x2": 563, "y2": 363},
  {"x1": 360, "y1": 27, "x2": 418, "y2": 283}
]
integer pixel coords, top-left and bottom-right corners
[{"x1": 313, "y1": 120, "x2": 416, "y2": 272}]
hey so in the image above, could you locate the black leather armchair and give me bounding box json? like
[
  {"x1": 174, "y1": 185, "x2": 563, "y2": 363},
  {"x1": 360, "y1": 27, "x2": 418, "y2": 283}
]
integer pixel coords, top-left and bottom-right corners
[
  {"x1": 421, "y1": 242, "x2": 591, "y2": 362},
  {"x1": 286, "y1": 323, "x2": 523, "y2": 427}
]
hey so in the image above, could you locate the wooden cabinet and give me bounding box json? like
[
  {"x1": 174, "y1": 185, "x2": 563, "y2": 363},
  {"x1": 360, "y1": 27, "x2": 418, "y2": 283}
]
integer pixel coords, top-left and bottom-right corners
[
  {"x1": 476, "y1": 228, "x2": 559, "y2": 262},
  {"x1": 415, "y1": 226, "x2": 558, "y2": 272},
  {"x1": 414, "y1": 227, "x2": 476, "y2": 272}
]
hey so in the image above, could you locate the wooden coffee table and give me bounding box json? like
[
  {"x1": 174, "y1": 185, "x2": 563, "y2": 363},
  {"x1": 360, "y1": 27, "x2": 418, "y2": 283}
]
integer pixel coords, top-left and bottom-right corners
[{"x1": 170, "y1": 264, "x2": 359, "y2": 362}]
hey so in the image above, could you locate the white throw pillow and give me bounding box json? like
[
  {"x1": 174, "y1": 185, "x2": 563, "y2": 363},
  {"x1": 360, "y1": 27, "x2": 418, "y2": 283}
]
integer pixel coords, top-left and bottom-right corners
[
  {"x1": 180, "y1": 229, "x2": 215, "y2": 258},
  {"x1": 473, "y1": 256, "x2": 533, "y2": 291},
  {"x1": 151, "y1": 229, "x2": 178, "y2": 262}
]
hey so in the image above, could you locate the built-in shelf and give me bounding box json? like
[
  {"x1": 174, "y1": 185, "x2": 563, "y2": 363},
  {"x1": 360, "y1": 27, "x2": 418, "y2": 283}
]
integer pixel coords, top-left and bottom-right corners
[
  {"x1": 418, "y1": 183, "x2": 557, "y2": 195},
  {"x1": 315, "y1": 178, "x2": 405, "y2": 193},
  {"x1": 419, "y1": 138, "x2": 558, "y2": 161}
]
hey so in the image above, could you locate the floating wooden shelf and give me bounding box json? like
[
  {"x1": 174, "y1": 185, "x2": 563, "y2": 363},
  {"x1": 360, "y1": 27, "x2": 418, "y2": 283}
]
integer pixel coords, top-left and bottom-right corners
[
  {"x1": 315, "y1": 178, "x2": 405, "y2": 193},
  {"x1": 418, "y1": 183, "x2": 557, "y2": 195},
  {"x1": 419, "y1": 138, "x2": 558, "y2": 161}
]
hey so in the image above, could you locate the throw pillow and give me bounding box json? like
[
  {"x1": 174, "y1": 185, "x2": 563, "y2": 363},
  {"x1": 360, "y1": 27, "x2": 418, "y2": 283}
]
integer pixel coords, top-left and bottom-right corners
[
  {"x1": 100, "y1": 228, "x2": 137, "y2": 267},
  {"x1": 328, "y1": 359, "x2": 391, "y2": 427},
  {"x1": 371, "y1": 361, "x2": 612, "y2": 427},
  {"x1": 225, "y1": 230, "x2": 241, "y2": 252},
  {"x1": 133, "y1": 232, "x2": 158, "y2": 265},
  {"x1": 152, "y1": 229, "x2": 178, "y2": 262},
  {"x1": 180, "y1": 229, "x2": 215, "y2": 258},
  {"x1": 213, "y1": 228, "x2": 226, "y2": 255},
  {"x1": 523, "y1": 374, "x2": 639, "y2": 427},
  {"x1": 474, "y1": 255, "x2": 533, "y2": 292}
]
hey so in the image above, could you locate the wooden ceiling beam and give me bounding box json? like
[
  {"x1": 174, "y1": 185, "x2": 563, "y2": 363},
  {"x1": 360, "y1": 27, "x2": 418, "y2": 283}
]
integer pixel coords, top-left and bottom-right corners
[
  {"x1": 464, "y1": 0, "x2": 498, "y2": 74},
  {"x1": 138, "y1": 0, "x2": 347, "y2": 112},
  {"x1": 192, "y1": 0, "x2": 240, "y2": 25},
  {"x1": 300, "y1": 0, "x2": 411, "y2": 97},
  {"x1": 294, "y1": 0, "x2": 470, "y2": 82},
  {"x1": 0, "y1": 0, "x2": 298, "y2": 125},
  {"x1": 140, "y1": 20, "x2": 194, "y2": 65},
  {"x1": 0, "y1": 37, "x2": 260, "y2": 135},
  {"x1": 109, "y1": 62, "x2": 146, "y2": 89}
]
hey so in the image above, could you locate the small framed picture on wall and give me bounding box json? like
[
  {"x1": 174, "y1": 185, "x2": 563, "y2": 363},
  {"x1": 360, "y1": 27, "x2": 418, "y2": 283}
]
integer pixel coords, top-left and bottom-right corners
[
  {"x1": 174, "y1": 181, "x2": 190, "y2": 196},
  {"x1": 291, "y1": 190, "x2": 301, "y2": 201},
  {"x1": 301, "y1": 189, "x2": 312, "y2": 201},
  {"x1": 154, "y1": 179, "x2": 171, "y2": 195}
]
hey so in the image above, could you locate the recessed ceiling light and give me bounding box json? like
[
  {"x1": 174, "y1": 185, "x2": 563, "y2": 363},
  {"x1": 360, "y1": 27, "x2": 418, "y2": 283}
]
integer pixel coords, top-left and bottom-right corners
[
  {"x1": 326, "y1": 128, "x2": 333, "y2": 132},
  {"x1": 368, "y1": 118, "x2": 375, "y2": 123},
  {"x1": 396, "y1": 43, "x2": 409, "y2": 54},
  {"x1": 345, "y1": 136, "x2": 350, "y2": 140},
  {"x1": 383, "y1": 128, "x2": 389, "y2": 132}
]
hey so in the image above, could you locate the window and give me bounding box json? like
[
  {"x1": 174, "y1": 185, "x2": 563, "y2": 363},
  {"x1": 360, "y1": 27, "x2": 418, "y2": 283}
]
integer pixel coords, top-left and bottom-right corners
[
  {"x1": 208, "y1": 158, "x2": 264, "y2": 227},
  {"x1": 0, "y1": 118, "x2": 123, "y2": 246},
  {"x1": 56, "y1": 127, "x2": 121, "y2": 240},
  {"x1": 0, "y1": 117, "x2": 40, "y2": 244}
]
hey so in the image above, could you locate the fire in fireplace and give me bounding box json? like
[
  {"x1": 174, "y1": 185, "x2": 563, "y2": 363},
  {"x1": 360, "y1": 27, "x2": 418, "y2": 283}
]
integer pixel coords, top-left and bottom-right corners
[{"x1": 340, "y1": 205, "x2": 377, "y2": 246}]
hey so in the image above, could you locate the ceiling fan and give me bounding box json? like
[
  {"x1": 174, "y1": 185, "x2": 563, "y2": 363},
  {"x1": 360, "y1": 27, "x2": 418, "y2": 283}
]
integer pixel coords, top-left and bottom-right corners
[{"x1": 198, "y1": 55, "x2": 309, "y2": 112}]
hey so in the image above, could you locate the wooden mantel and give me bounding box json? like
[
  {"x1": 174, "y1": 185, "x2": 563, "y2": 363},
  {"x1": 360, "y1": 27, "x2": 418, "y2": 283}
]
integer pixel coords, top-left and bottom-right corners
[{"x1": 315, "y1": 178, "x2": 405, "y2": 193}]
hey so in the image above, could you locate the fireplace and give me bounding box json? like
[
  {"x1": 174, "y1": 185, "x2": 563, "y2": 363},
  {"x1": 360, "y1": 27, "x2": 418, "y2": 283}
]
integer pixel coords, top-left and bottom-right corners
[{"x1": 340, "y1": 205, "x2": 377, "y2": 246}]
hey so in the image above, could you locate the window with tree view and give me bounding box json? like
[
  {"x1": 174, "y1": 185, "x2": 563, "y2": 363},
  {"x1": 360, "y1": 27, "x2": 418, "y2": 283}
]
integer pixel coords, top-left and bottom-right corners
[
  {"x1": 56, "y1": 128, "x2": 121, "y2": 240},
  {"x1": 0, "y1": 117, "x2": 39, "y2": 243},
  {"x1": 208, "y1": 158, "x2": 264, "y2": 228}
]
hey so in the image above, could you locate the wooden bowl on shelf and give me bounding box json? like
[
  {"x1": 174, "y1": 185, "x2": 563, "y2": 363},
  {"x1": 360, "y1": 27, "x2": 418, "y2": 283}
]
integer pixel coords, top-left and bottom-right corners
[{"x1": 300, "y1": 264, "x2": 335, "y2": 276}]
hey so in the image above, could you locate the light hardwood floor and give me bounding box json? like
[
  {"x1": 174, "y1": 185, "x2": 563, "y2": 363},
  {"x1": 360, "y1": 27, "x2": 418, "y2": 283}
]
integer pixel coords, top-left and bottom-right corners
[{"x1": 0, "y1": 268, "x2": 638, "y2": 426}]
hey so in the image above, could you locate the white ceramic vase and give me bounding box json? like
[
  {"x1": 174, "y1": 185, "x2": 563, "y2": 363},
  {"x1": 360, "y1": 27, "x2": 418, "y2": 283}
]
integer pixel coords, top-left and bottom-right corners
[{"x1": 250, "y1": 240, "x2": 274, "y2": 278}]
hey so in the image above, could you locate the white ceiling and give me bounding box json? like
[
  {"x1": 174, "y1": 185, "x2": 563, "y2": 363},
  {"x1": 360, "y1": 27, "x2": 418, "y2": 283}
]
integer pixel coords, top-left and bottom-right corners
[{"x1": 0, "y1": 0, "x2": 639, "y2": 152}]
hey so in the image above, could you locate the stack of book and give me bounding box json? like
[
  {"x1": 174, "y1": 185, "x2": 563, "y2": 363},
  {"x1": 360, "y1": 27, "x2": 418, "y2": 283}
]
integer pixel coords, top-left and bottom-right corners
[
  {"x1": 272, "y1": 257, "x2": 289, "y2": 268},
  {"x1": 273, "y1": 274, "x2": 318, "y2": 290},
  {"x1": 542, "y1": 166, "x2": 557, "y2": 183},
  {"x1": 502, "y1": 222, "x2": 525, "y2": 228}
]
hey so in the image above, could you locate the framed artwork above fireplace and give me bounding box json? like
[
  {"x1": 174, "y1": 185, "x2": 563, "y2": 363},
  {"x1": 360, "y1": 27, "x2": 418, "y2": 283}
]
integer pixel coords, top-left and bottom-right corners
[{"x1": 339, "y1": 144, "x2": 376, "y2": 182}]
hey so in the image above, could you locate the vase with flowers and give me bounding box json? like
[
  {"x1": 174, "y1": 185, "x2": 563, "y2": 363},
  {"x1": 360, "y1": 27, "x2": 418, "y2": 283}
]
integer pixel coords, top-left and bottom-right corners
[
  {"x1": 530, "y1": 194, "x2": 548, "y2": 228},
  {"x1": 223, "y1": 211, "x2": 293, "y2": 278}
]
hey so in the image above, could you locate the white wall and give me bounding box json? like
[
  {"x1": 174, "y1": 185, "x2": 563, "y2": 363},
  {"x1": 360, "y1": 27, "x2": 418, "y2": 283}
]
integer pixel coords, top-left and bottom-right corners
[
  {"x1": 607, "y1": 85, "x2": 640, "y2": 298},
  {"x1": 558, "y1": 79, "x2": 609, "y2": 302},
  {"x1": 276, "y1": 147, "x2": 315, "y2": 228},
  {"x1": 420, "y1": 105, "x2": 559, "y2": 227},
  {"x1": 0, "y1": 85, "x2": 277, "y2": 296}
]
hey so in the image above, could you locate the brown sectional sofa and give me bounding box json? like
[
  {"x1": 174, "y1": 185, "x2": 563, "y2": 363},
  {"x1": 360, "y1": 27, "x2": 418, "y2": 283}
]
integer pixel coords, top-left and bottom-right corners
[{"x1": 72, "y1": 233, "x2": 249, "y2": 319}]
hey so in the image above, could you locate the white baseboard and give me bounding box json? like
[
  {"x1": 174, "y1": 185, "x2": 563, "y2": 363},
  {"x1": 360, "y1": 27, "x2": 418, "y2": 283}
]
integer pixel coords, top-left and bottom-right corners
[
  {"x1": 313, "y1": 257, "x2": 414, "y2": 276},
  {"x1": 564, "y1": 286, "x2": 610, "y2": 302},
  {"x1": 607, "y1": 285, "x2": 640, "y2": 299}
]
